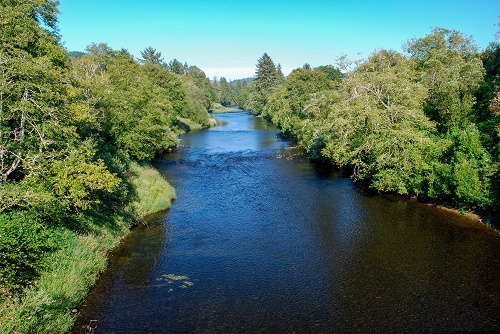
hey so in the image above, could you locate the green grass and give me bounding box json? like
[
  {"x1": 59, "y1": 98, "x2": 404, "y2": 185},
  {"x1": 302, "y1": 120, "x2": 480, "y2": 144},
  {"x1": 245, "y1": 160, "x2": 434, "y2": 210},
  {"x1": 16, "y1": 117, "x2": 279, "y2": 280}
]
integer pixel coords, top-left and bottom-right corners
[
  {"x1": 207, "y1": 117, "x2": 218, "y2": 127},
  {"x1": 0, "y1": 163, "x2": 176, "y2": 333},
  {"x1": 209, "y1": 103, "x2": 242, "y2": 113},
  {"x1": 0, "y1": 232, "x2": 114, "y2": 333},
  {"x1": 176, "y1": 116, "x2": 217, "y2": 133},
  {"x1": 177, "y1": 117, "x2": 205, "y2": 132},
  {"x1": 128, "y1": 162, "x2": 176, "y2": 217}
]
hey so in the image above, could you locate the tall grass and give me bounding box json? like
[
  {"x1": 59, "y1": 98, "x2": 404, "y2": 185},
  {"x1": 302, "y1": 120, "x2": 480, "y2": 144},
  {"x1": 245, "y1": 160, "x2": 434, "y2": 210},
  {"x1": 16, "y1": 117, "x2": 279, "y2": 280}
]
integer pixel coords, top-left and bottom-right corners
[
  {"x1": 0, "y1": 233, "x2": 114, "y2": 333},
  {"x1": 209, "y1": 103, "x2": 241, "y2": 113},
  {"x1": 0, "y1": 164, "x2": 176, "y2": 333},
  {"x1": 129, "y1": 162, "x2": 176, "y2": 217}
]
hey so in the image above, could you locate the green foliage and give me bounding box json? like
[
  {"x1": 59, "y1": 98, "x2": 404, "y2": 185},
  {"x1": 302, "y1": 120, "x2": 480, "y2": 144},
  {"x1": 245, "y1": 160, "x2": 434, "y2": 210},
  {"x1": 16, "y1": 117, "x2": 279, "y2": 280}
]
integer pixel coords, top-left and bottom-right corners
[
  {"x1": 447, "y1": 124, "x2": 494, "y2": 207},
  {"x1": 168, "y1": 58, "x2": 185, "y2": 75},
  {"x1": 316, "y1": 65, "x2": 344, "y2": 82},
  {"x1": 218, "y1": 77, "x2": 232, "y2": 106},
  {"x1": 1, "y1": 139, "x2": 122, "y2": 217},
  {"x1": 49, "y1": 140, "x2": 121, "y2": 211},
  {"x1": 0, "y1": 211, "x2": 66, "y2": 289},
  {"x1": 181, "y1": 74, "x2": 212, "y2": 126},
  {"x1": 67, "y1": 52, "x2": 109, "y2": 137},
  {"x1": 0, "y1": 229, "x2": 122, "y2": 334},
  {"x1": 0, "y1": 0, "x2": 70, "y2": 183},
  {"x1": 181, "y1": 87, "x2": 211, "y2": 126},
  {"x1": 404, "y1": 28, "x2": 485, "y2": 131},
  {"x1": 322, "y1": 50, "x2": 436, "y2": 195},
  {"x1": 96, "y1": 51, "x2": 179, "y2": 160},
  {"x1": 0, "y1": 0, "x2": 125, "y2": 220},
  {"x1": 186, "y1": 65, "x2": 213, "y2": 111},
  {"x1": 265, "y1": 66, "x2": 342, "y2": 160},
  {"x1": 142, "y1": 62, "x2": 186, "y2": 115},
  {"x1": 266, "y1": 67, "x2": 336, "y2": 135},
  {"x1": 68, "y1": 51, "x2": 85, "y2": 59},
  {"x1": 236, "y1": 81, "x2": 256, "y2": 109},
  {"x1": 211, "y1": 77, "x2": 250, "y2": 108},
  {"x1": 475, "y1": 43, "x2": 500, "y2": 159},
  {"x1": 250, "y1": 53, "x2": 282, "y2": 114},
  {"x1": 403, "y1": 28, "x2": 497, "y2": 208},
  {"x1": 139, "y1": 46, "x2": 165, "y2": 65}
]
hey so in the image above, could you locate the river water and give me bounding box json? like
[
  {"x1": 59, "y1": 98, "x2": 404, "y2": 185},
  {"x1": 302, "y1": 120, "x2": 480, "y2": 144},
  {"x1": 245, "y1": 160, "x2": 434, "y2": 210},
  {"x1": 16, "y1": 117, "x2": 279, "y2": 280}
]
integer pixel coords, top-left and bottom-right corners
[{"x1": 72, "y1": 111, "x2": 500, "y2": 333}]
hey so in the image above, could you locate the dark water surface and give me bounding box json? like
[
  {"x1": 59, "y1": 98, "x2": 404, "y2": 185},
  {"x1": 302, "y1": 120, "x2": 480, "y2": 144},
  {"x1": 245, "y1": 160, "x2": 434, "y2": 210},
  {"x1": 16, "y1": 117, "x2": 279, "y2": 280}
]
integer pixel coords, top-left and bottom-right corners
[{"x1": 72, "y1": 112, "x2": 500, "y2": 333}]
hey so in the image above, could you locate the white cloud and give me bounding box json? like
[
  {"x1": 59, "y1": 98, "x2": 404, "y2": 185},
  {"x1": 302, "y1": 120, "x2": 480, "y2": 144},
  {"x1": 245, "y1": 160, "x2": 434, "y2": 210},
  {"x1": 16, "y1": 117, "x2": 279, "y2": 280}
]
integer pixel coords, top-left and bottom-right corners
[
  {"x1": 201, "y1": 66, "x2": 295, "y2": 81},
  {"x1": 201, "y1": 67, "x2": 256, "y2": 81}
]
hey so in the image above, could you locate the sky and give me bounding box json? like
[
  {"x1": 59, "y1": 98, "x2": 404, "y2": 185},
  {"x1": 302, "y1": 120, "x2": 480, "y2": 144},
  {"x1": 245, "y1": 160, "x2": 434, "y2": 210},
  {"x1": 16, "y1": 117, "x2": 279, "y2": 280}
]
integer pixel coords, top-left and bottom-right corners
[{"x1": 58, "y1": 0, "x2": 500, "y2": 80}]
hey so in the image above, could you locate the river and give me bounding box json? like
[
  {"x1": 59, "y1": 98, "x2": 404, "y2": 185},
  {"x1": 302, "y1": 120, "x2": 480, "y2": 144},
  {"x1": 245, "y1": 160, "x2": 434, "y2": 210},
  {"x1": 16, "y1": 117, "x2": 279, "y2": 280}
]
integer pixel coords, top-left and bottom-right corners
[{"x1": 72, "y1": 111, "x2": 500, "y2": 333}]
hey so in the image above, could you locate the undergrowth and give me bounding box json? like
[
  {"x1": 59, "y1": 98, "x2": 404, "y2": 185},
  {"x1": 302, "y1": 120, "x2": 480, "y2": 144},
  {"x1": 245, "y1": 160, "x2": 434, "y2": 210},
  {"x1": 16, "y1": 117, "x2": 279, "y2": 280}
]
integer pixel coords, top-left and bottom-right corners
[{"x1": 0, "y1": 164, "x2": 175, "y2": 333}]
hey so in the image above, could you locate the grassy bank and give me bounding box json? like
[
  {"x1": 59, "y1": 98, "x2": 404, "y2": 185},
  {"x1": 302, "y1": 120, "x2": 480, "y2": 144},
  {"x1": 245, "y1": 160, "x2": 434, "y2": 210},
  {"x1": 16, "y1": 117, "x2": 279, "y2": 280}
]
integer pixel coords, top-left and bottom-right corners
[
  {"x1": 129, "y1": 162, "x2": 176, "y2": 218},
  {"x1": 0, "y1": 164, "x2": 175, "y2": 333},
  {"x1": 210, "y1": 103, "x2": 242, "y2": 113},
  {"x1": 177, "y1": 117, "x2": 218, "y2": 132}
]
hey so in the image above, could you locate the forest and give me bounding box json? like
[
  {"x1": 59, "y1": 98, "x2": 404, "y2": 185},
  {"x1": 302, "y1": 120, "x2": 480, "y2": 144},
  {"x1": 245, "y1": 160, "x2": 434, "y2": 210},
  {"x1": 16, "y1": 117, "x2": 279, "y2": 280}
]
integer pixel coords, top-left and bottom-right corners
[
  {"x1": 1, "y1": 0, "x2": 499, "y2": 332},
  {"x1": 0, "y1": 1, "x2": 215, "y2": 331},
  {"x1": 234, "y1": 32, "x2": 500, "y2": 219}
]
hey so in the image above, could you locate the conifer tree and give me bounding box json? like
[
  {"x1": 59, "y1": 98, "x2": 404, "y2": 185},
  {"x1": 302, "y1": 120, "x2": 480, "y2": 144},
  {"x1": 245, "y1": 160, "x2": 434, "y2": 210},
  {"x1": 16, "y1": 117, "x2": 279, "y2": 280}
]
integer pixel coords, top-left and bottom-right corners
[
  {"x1": 251, "y1": 53, "x2": 281, "y2": 114},
  {"x1": 139, "y1": 46, "x2": 165, "y2": 66}
]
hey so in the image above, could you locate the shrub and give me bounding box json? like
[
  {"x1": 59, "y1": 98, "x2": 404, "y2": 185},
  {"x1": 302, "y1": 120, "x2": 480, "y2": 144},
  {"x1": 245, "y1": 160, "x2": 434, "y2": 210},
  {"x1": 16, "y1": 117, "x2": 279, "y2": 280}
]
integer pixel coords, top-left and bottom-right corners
[{"x1": 0, "y1": 212, "x2": 66, "y2": 289}]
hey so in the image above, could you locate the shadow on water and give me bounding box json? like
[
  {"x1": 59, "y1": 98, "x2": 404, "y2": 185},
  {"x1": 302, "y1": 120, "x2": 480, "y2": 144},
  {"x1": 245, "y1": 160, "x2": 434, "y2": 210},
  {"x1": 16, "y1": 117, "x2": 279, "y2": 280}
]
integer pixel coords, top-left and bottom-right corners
[{"x1": 72, "y1": 111, "x2": 500, "y2": 334}]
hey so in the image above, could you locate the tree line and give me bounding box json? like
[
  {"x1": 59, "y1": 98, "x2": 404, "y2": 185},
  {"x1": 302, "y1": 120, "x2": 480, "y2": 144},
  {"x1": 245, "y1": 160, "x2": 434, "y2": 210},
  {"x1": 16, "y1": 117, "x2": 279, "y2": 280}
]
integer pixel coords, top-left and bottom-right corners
[
  {"x1": 1, "y1": 0, "x2": 499, "y2": 316},
  {"x1": 240, "y1": 29, "x2": 500, "y2": 219},
  {"x1": 0, "y1": 0, "x2": 214, "y2": 291}
]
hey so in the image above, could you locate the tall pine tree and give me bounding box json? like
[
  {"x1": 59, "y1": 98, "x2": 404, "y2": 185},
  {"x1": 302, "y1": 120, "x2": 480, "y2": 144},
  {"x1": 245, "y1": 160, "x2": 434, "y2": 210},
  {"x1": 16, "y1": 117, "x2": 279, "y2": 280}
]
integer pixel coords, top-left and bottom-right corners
[
  {"x1": 139, "y1": 46, "x2": 165, "y2": 66},
  {"x1": 251, "y1": 53, "x2": 281, "y2": 114}
]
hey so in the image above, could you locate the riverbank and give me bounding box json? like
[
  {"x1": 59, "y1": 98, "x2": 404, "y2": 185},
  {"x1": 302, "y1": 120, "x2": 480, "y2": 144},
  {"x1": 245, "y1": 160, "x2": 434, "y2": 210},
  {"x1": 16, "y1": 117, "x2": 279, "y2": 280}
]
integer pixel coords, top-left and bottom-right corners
[
  {"x1": 68, "y1": 111, "x2": 500, "y2": 333},
  {"x1": 417, "y1": 199, "x2": 499, "y2": 230},
  {"x1": 177, "y1": 117, "x2": 218, "y2": 132},
  {"x1": 210, "y1": 104, "x2": 242, "y2": 113},
  {"x1": 0, "y1": 163, "x2": 176, "y2": 333},
  {"x1": 273, "y1": 131, "x2": 500, "y2": 230}
]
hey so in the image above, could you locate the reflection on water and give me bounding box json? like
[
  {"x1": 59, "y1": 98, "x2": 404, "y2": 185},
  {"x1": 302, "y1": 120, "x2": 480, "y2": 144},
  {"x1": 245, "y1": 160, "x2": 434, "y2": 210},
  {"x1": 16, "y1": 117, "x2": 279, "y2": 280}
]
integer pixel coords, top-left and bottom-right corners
[{"x1": 72, "y1": 111, "x2": 500, "y2": 333}]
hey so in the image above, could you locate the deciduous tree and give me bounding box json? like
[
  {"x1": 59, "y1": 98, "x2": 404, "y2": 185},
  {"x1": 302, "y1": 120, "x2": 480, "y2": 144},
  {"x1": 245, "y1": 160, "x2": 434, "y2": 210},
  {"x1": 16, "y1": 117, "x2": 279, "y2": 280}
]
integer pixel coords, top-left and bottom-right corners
[
  {"x1": 322, "y1": 50, "x2": 437, "y2": 195},
  {"x1": 404, "y1": 28, "x2": 484, "y2": 131}
]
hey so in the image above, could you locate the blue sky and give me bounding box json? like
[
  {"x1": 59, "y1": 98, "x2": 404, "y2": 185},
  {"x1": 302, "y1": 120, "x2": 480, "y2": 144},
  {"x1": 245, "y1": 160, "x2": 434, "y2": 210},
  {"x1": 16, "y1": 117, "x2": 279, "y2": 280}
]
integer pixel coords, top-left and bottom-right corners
[{"x1": 58, "y1": 0, "x2": 499, "y2": 80}]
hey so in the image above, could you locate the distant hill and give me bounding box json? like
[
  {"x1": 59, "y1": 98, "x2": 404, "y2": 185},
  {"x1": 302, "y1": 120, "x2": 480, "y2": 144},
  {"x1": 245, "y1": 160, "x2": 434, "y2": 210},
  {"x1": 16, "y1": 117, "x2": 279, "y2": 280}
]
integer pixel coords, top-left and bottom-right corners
[
  {"x1": 230, "y1": 77, "x2": 254, "y2": 84},
  {"x1": 69, "y1": 51, "x2": 85, "y2": 59}
]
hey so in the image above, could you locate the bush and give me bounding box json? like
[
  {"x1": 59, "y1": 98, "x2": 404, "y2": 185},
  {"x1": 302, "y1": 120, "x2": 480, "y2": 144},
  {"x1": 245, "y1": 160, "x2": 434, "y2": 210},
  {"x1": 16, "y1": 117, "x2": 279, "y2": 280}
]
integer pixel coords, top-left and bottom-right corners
[{"x1": 0, "y1": 212, "x2": 66, "y2": 289}]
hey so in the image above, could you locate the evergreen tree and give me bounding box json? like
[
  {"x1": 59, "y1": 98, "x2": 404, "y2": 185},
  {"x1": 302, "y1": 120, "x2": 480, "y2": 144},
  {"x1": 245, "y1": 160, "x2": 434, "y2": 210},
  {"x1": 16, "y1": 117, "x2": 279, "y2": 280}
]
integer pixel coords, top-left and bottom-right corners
[
  {"x1": 276, "y1": 63, "x2": 285, "y2": 82},
  {"x1": 251, "y1": 53, "x2": 281, "y2": 114},
  {"x1": 219, "y1": 77, "x2": 231, "y2": 106},
  {"x1": 139, "y1": 46, "x2": 165, "y2": 66},
  {"x1": 168, "y1": 58, "x2": 185, "y2": 75}
]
